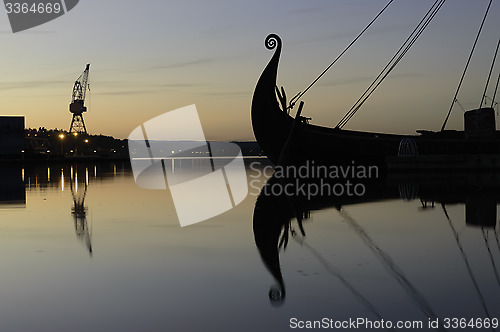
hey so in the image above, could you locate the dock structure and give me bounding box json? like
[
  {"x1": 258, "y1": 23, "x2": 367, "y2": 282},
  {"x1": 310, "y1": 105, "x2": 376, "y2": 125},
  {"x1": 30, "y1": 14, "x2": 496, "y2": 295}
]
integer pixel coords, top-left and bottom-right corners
[{"x1": 0, "y1": 116, "x2": 25, "y2": 158}]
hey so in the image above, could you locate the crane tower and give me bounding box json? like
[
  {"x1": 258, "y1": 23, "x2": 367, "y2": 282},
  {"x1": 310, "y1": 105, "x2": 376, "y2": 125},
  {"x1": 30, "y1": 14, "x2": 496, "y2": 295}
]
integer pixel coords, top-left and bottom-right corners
[{"x1": 69, "y1": 64, "x2": 90, "y2": 134}]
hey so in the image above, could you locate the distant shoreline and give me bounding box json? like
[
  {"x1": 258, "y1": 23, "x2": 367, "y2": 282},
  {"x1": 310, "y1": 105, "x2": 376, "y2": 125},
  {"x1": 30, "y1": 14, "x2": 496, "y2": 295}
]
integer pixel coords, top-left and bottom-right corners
[
  {"x1": 1, "y1": 138, "x2": 264, "y2": 163},
  {"x1": 1, "y1": 126, "x2": 264, "y2": 162}
]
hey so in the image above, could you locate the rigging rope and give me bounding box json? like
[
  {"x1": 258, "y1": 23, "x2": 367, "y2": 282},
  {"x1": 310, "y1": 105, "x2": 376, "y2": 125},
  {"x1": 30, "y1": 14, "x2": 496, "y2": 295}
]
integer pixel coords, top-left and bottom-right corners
[
  {"x1": 291, "y1": 235, "x2": 389, "y2": 324},
  {"x1": 287, "y1": 0, "x2": 395, "y2": 110},
  {"x1": 442, "y1": 205, "x2": 493, "y2": 320},
  {"x1": 455, "y1": 98, "x2": 466, "y2": 113},
  {"x1": 441, "y1": 0, "x2": 494, "y2": 131},
  {"x1": 480, "y1": 37, "x2": 500, "y2": 109},
  {"x1": 338, "y1": 208, "x2": 443, "y2": 326},
  {"x1": 491, "y1": 67, "x2": 500, "y2": 109},
  {"x1": 337, "y1": 0, "x2": 446, "y2": 129},
  {"x1": 482, "y1": 228, "x2": 500, "y2": 287},
  {"x1": 495, "y1": 227, "x2": 500, "y2": 253}
]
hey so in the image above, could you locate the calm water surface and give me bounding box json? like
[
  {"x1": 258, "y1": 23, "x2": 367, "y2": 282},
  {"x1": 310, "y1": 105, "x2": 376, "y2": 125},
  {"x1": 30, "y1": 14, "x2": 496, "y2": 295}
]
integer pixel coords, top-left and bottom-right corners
[{"x1": 0, "y1": 161, "x2": 499, "y2": 331}]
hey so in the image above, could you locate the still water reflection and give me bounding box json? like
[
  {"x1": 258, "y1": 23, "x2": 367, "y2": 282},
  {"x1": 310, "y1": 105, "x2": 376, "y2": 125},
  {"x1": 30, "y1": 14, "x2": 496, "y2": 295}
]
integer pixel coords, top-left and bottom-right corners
[
  {"x1": 0, "y1": 161, "x2": 499, "y2": 331},
  {"x1": 254, "y1": 171, "x2": 500, "y2": 331}
]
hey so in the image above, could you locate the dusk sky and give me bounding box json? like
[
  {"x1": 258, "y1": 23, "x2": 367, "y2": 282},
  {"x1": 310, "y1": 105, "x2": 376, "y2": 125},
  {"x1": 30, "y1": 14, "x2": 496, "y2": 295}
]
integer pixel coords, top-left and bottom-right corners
[{"x1": 1, "y1": 0, "x2": 499, "y2": 140}]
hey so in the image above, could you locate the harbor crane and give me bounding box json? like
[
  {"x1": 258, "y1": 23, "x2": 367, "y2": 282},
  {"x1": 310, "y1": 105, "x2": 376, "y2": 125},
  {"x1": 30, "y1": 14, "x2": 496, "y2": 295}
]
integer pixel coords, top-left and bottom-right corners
[{"x1": 69, "y1": 63, "x2": 90, "y2": 134}]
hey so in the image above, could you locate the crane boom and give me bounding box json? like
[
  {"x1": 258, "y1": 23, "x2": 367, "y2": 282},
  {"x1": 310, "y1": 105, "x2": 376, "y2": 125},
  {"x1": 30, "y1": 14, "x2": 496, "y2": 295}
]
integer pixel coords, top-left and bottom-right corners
[{"x1": 71, "y1": 63, "x2": 90, "y2": 104}]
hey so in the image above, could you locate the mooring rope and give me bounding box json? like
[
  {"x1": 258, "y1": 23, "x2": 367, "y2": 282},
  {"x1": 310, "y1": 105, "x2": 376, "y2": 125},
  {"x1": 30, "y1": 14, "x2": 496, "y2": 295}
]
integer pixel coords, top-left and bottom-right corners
[
  {"x1": 480, "y1": 38, "x2": 500, "y2": 109},
  {"x1": 337, "y1": 0, "x2": 446, "y2": 129},
  {"x1": 443, "y1": 205, "x2": 493, "y2": 322},
  {"x1": 287, "y1": 0, "x2": 395, "y2": 111},
  {"x1": 490, "y1": 67, "x2": 500, "y2": 109},
  {"x1": 441, "y1": 0, "x2": 494, "y2": 131}
]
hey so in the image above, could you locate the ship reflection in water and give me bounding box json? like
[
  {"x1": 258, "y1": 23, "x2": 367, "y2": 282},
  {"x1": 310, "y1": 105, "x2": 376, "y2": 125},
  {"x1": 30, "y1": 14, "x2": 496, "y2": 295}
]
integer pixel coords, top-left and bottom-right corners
[{"x1": 254, "y1": 171, "x2": 500, "y2": 325}]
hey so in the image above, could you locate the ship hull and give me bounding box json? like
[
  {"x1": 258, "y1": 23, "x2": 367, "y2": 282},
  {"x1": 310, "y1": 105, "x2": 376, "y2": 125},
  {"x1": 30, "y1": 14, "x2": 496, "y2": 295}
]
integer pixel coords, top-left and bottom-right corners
[{"x1": 251, "y1": 34, "x2": 500, "y2": 167}]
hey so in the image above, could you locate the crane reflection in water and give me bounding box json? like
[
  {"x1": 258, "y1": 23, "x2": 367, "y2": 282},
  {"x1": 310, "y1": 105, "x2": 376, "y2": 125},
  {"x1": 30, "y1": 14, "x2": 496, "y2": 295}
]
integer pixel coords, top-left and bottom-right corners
[
  {"x1": 68, "y1": 165, "x2": 92, "y2": 256},
  {"x1": 19, "y1": 162, "x2": 128, "y2": 256},
  {"x1": 253, "y1": 172, "x2": 500, "y2": 325}
]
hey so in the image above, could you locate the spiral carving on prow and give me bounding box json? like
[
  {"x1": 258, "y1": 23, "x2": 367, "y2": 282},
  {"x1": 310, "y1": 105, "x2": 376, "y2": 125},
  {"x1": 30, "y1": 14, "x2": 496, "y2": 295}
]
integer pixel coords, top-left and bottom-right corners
[{"x1": 265, "y1": 34, "x2": 281, "y2": 50}]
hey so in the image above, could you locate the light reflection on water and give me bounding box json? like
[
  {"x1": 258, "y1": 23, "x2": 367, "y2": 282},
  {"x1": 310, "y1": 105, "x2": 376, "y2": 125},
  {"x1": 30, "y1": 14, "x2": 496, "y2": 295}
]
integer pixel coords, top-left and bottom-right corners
[{"x1": 0, "y1": 161, "x2": 499, "y2": 331}]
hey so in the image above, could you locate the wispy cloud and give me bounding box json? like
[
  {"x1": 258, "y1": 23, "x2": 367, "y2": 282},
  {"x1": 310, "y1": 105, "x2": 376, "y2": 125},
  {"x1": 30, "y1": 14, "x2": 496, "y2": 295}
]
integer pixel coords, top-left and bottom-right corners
[
  {"x1": 0, "y1": 80, "x2": 66, "y2": 91},
  {"x1": 148, "y1": 58, "x2": 213, "y2": 70},
  {"x1": 95, "y1": 82, "x2": 203, "y2": 96},
  {"x1": 146, "y1": 54, "x2": 242, "y2": 71},
  {"x1": 287, "y1": 5, "x2": 330, "y2": 15},
  {"x1": 293, "y1": 23, "x2": 413, "y2": 46},
  {"x1": 200, "y1": 90, "x2": 248, "y2": 99},
  {"x1": 318, "y1": 72, "x2": 422, "y2": 87},
  {"x1": 95, "y1": 90, "x2": 156, "y2": 96}
]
